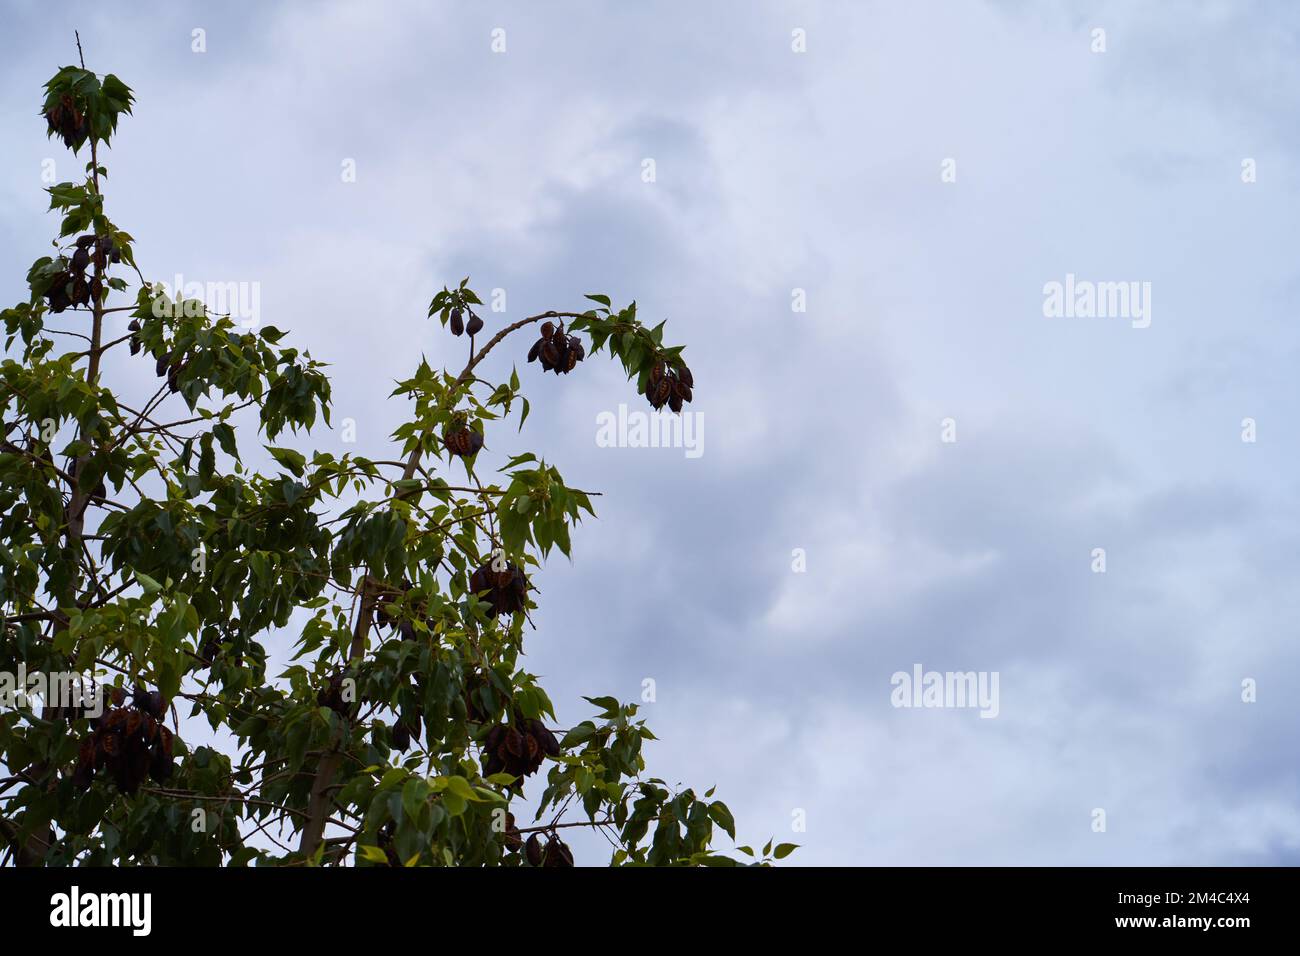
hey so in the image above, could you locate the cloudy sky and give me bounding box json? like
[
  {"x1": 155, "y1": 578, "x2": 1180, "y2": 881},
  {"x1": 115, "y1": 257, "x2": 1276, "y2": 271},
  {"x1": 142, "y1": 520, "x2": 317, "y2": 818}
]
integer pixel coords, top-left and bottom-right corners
[{"x1": 3, "y1": 0, "x2": 1299, "y2": 865}]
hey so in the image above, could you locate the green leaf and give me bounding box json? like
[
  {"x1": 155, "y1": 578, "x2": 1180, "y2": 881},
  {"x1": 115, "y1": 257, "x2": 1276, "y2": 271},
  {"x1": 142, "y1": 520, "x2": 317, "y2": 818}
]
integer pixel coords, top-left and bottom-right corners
[
  {"x1": 583, "y1": 695, "x2": 620, "y2": 716},
  {"x1": 401, "y1": 778, "x2": 426, "y2": 822},
  {"x1": 559, "y1": 723, "x2": 596, "y2": 749},
  {"x1": 438, "y1": 775, "x2": 483, "y2": 808},
  {"x1": 266, "y1": 446, "x2": 306, "y2": 476},
  {"x1": 357, "y1": 845, "x2": 389, "y2": 864},
  {"x1": 707, "y1": 801, "x2": 736, "y2": 840}
]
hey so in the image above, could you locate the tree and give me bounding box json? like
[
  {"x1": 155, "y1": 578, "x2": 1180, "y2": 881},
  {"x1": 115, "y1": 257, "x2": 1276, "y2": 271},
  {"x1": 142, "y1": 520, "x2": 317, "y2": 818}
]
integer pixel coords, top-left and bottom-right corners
[{"x1": 0, "y1": 46, "x2": 791, "y2": 867}]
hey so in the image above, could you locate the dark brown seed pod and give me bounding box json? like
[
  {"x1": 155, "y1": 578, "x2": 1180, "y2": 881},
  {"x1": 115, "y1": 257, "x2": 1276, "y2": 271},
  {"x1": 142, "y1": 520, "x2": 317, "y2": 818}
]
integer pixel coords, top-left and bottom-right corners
[
  {"x1": 466, "y1": 313, "x2": 484, "y2": 336},
  {"x1": 540, "y1": 321, "x2": 554, "y2": 339},
  {"x1": 527, "y1": 339, "x2": 542, "y2": 363},
  {"x1": 525, "y1": 833, "x2": 543, "y2": 867},
  {"x1": 543, "y1": 836, "x2": 574, "y2": 867},
  {"x1": 100, "y1": 730, "x2": 121, "y2": 758},
  {"x1": 148, "y1": 734, "x2": 174, "y2": 783},
  {"x1": 532, "y1": 721, "x2": 561, "y2": 758},
  {"x1": 653, "y1": 378, "x2": 672, "y2": 408},
  {"x1": 468, "y1": 560, "x2": 528, "y2": 617},
  {"x1": 442, "y1": 425, "x2": 482, "y2": 458},
  {"x1": 132, "y1": 688, "x2": 166, "y2": 719},
  {"x1": 449, "y1": 308, "x2": 464, "y2": 336},
  {"x1": 45, "y1": 93, "x2": 88, "y2": 148},
  {"x1": 677, "y1": 365, "x2": 694, "y2": 388},
  {"x1": 504, "y1": 727, "x2": 524, "y2": 758},
  {"x1": 504, "y1": 813, "x2": 523, "y2": 851},
  {"x1": 391, "y1": 723, "x2": 411, "y2": 752},
  {"x1": 317, "y1": 673, "x2": 349, "y2": 716},
  {"x1": 72, "y1": 738, "x2": 96, "y2": 791}
]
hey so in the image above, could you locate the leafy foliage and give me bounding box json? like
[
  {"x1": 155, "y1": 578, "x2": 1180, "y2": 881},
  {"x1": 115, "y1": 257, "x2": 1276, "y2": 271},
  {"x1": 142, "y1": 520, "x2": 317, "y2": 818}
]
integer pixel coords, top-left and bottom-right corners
[{"x1": 0, "y1": 54, "x2": 792, "y2": 867}]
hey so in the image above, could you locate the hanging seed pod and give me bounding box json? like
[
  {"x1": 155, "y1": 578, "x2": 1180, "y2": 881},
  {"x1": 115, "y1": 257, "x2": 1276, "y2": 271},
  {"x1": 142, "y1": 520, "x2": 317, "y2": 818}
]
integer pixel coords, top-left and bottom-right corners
[
  {"x1": 441, "y1": 425, "x2": 483, "y2": 458},
  {"x1": 45, "y1": 93, "x2": 87, "y2": 148},
  {"x1": 391, "y1": 722, "x2": 411, "y2": 752},
  {"x1": 504, "y1": 813, "x2": 524, "y2": 851},
  {"x1": 72, "y1": 738, "x2": 96, "y2": 791},
  {"x1": 652, "y1": 377, "x2": 672, "y2": 409},
  {"x1": 504, "y1": 727, "x2": 524, "y2": 758},
  {"x1": 148, "y1": 726, "x2": 174, "y2": 783},
  {"x1": 131, "y1": 687, "x2": 166, "y2": 719},
  {"x1": 525, "y1": 833, "x2": 544, "y2": 867},
  {"x1": 529, "y1": 719, "x2": 561, "y2": 758},
  {"x1": 449, "y1": 308, "x2": 464, "y2": 336},
  {"x1": 316, "y1": 673, "x2": 349, "y2": 716},
  {"x1": 466, "y1": 313, "x2": 484, "y2": 336},
  {"x1": 540, "y1": 339, "x2": 560, "y2": 368},
  {"x1": 46, "y1": 278, "x2": 72, "y2": 313},
  {"x1": 468, "y1": 560, "x2": 528, "y2": 616},
  {"x1": 543, "y1": 836, "x2": 574, "y2": 868}
]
